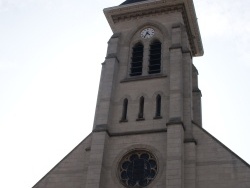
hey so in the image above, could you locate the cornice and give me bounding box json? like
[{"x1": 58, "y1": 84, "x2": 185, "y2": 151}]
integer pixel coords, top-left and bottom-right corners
[
  {"x1": 112, "y1": 4, "x2": 184, "y2": 24},
  {"x1": 105, "y1": 0, "x2": 183, "y2": 24},
  {"x1": 183, "y1": 0, "x2": 204, "y2": 56}
]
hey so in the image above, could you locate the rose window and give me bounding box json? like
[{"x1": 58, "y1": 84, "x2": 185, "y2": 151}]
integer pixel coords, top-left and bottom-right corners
[{"x1": 118, "y1": 150, "x2": 158, "y2": 187}]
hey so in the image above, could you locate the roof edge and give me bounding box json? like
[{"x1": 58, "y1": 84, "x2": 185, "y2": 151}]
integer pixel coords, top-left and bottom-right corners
[
  {"x1": 194, "y1": 124, "x2": 250, "y2": 168},
  {"x1": 32, "y1": 133, "x2": 93, "y2": 188}
]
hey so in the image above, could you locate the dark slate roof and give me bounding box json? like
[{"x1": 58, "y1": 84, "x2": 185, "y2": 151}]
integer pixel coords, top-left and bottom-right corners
[{"x1": 120, "y1": 0, "x2": 148, "y2": 6}]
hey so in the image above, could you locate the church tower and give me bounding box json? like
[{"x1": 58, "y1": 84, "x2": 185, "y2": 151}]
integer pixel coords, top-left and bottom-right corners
[{"x1": 33, "y1": 0, "x2": 250, "y2": 188}]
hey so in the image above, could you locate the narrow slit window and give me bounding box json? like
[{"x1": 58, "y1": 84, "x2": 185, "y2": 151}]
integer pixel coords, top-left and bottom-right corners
[
  {"x1": 155, "y1": 95, "x2": 161, "y2": 117},
  {"x1": 130, "y1": 43, "x2": 144, "y2": 76},
  {"x1": 148, "y1": 40, "x2": 161, "y2": 74},
  {"x1": 121, "y1": 98, "x2": 128, "y2": 121},
  {"x1": 138, "y1": 96, "x2": 144, "y2": 119}
]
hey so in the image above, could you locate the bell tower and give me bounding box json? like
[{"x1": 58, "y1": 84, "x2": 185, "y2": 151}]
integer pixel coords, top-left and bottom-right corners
[
  {"x1": 89, "y1": 0, "x2": 203, "y2": 187},
  {"x1": 94, "y1": 0, "x2": 203, "y2": 134},
  {"x1": 33, "y1": 1, "x2": 250, "y2": 188}
]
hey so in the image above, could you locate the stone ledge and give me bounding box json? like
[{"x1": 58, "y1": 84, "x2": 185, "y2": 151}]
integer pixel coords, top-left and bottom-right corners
[
  {"x1": 153, "y1": 116, "x2": 162, "y2": 120},
  {"x1": 166, "y1": 117, "x2": 185, "y2": 131},
  {"x1": 93, "y1": 124, "x2": 107, "y2": 132},
  {"x1": 106, "y1": 128, "x2": 168, "y2": 137},
  {"x1": 121, "y1": 74, "x2": 167, "y2": 83},
  {"x1": 136, "y1": 117, "x2": 145, "y2": 121},
  {"x1": 184, "y1": 138, "x2": 197, "y2": 145}
]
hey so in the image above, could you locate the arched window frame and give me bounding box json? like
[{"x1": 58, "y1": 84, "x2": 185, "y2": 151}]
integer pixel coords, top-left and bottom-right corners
[
  {"x1": 148, "y1": 39, "x2": 162, "y2": 74},
  {"x1": 130, "y1": 42, "x2": 144, "y2": 76}
]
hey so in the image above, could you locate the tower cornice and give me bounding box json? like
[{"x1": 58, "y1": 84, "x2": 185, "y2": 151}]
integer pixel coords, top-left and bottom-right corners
[{"x1": 104, "y1": 0, "x2": 203, "y2": 56}]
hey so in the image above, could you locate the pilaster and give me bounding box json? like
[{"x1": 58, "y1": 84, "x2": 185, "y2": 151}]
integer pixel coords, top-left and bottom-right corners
[
  {"x1": 183, "y1": 51, "x2": 193, "y2": 139},
  {"x1": 168, "y1": 27, "x2": 185, "y2": 187},
  {"x1": 93, "y1": 35, "x2": 120, "y2": 130},
  {"x1": 184, "y1": 142, "x2": 197, "y2": 188},
  {"x1": 166, "y1": 124, "x2": 184, "y2": 188},
  {"x1": 192, "y1": 65, "x2": 202, "y2": 126},
  {"x1": 85, "y1": 131, "x2": 108, "y2": 188},
  {"x1": 169, "y1": 25, "x2": 183, "y2": 122}
]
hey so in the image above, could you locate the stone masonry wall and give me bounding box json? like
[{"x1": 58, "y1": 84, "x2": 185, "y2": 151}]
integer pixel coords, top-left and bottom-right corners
[
  {"x1": 33, "y1": 135, "x2": 92, "y2": 188},
  {"x1": 193, "y1": 125, "x2": 250, "y2": 188}
]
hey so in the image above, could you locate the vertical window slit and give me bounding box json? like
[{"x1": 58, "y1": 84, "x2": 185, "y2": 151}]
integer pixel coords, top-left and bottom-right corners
[
  {"x1": 138, "y1": 96, "x2": 144, "y2": 119},
  {"x1": 121, "y1": 98, "x2": 128, "y2": 122},
  {"x1": 155, "y1": 95, "x2": 161, "y2": 118}
]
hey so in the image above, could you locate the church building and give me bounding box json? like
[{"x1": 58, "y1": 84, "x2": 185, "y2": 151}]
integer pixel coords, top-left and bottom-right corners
[{"x1": 33, "y1": 0, "x2": 250, "y2": 187}]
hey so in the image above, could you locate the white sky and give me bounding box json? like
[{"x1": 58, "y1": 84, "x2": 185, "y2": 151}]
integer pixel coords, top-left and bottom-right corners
[{"x1": 0, "y1": 0, "x2": 250, "y2": 187}]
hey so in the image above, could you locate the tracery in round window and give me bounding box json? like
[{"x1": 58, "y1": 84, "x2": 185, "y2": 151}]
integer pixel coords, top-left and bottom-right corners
[{"x1": 118, "y1": 150, "x2": 158, "y2": 187}]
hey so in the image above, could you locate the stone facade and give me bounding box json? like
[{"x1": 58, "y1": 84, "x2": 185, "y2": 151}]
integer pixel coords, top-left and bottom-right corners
[{"x1": 33, "y1": 0, "x2": 250, "y2": 188}]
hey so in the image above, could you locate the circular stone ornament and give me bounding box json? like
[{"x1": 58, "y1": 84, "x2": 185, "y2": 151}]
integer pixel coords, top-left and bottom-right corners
[{"x1": 118, "y1": 150, "x2": 158, "y2": 187}]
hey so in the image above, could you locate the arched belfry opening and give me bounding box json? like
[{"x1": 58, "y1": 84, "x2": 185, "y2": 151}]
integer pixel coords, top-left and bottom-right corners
[
  {"x1": 130, "y1": 42, "x2": 144, "y2": 76},
  {"x1": 148, "y1": 40, "x2": 161, "y2": 74}
]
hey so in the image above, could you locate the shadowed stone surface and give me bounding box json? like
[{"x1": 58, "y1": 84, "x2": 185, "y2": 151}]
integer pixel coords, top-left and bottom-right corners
[{"x1": 120, "y1": 0, "x2": 147, "y2": 6}]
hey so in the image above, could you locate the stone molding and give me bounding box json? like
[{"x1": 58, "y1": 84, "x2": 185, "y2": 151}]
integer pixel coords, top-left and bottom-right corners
[
  {"x1": 111, "y1": 4, "x2": 184, "y2": 24},
  {"x1": 166, "y1": 117, "x2": 185, "y2": 131},
  {"x1": 121, "y1": 74, "x2": 167, "y2": 83},
  {"x1": 93, "y1": 126, "x2": 168, "y2": 137},
  {"x1": 184, "y1": 138, "x2": 197, "y2": 145},
  {"x1": 192, "y1": 88, "x2": 202, "y2": 96}
]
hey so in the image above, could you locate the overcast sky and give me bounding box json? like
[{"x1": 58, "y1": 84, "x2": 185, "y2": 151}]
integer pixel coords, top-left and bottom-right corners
[{"x1": 0, "y1": 0, "x2": 250, "y2": 187}]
